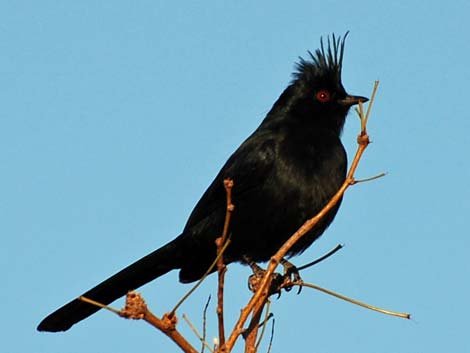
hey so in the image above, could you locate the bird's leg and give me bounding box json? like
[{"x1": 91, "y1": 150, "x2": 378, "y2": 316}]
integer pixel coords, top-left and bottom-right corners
[
  {"x1": 242, "y1": 256, "x2": 283, "y2": 297},
  {"x1": 280, "y1": 258, "x2": 303, "y2": 294},
  {"x1": 243, "y1": 255, "x2": 268, "y2": 293},
  {"x1": 243, "y1": 255, "x2": 265, "y2": 278}
]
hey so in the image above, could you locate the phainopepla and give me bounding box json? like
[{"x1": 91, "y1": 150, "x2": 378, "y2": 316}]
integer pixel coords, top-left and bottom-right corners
[{"x1": 38, "y1": 33, "x2": 367, "y2": 332}]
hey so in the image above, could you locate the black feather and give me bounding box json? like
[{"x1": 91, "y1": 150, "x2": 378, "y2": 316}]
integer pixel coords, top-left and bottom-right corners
[{"x1": 293, "y1": 31, "x2": 349, "y2": 84}]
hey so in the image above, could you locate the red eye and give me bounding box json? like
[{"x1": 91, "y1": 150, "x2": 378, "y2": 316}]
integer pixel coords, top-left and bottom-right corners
[{"x1": 316, "y1": 90, "x2": 331, "y2": 102}]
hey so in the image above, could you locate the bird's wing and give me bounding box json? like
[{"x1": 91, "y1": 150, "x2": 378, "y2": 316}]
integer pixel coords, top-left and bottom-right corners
[{"x1": 183, "y1": 129, "x2": 277, "y2": 232}]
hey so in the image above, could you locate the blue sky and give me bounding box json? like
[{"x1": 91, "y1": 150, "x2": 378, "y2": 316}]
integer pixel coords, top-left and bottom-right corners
[{"x1": 2, "y1": 1, "x2": 470, "y2": 352}]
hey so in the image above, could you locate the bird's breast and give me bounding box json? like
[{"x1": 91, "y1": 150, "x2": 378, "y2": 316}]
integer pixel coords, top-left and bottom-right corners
[{"x1": 227, "y1": 131, "x2": 347, "y2": 261}]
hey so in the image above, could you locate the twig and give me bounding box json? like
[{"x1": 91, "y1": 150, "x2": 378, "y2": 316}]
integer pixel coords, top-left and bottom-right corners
[
  {"x1": 142, "y1": 310, "x2": 198, "y2": 353},
  {"x1": 183, "y1": 314, "x2": 214, "y2": 353},
  {"x1": 79, "y1": 296, "x2": 121, "y2": 315},
  {"x1": 225, "y1": 81, "x2": 380, "y2": 352},
  {"x1": 255, "y1": 300, "x2": 272, "y2": 351},
  {"x1": 228, "y1": 131, "x2": 364, "y2": 350},
  {"x1": 297, "y1": 244, "x2": 344, "y2": 271},
  {"x1": 295, "y1": 282, "x2": 411, "y2": 319},
  {"x1": 356, "y1": 99, "x2": 366, "y2": 132},
  {"x1": 244, "y1": 298, "x2": 266, "y2": 353},
  {"x1": 355, "y1": 80, "x2": 379, "y2": 132},
  {"x1": 219, "y1": 179, "x2": 234, "y2": 246},
  {"x1": 216, "y1": 179, "x2": 234, "y2": 349},
  {"x1": 266, "y1": 318, "x2": 275, "y2": 353},
  {"x1": 352, "y1": 172, "x2": 386, "y2": 184},
  {"x1": 82, "y1": 293, "x2": 199, "y2": 353},
  {"x1": 202, "y1": 295, "x2": 211, "y2": 353},
  {"x1": 364, "y1": 80, "x2": 379, "y2": 128}
]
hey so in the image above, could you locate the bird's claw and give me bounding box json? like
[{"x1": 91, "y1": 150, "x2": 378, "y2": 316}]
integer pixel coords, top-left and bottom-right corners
[
  {"x1": 281, "y1": 258, "x2": 303, "y2": 294},
  {"x1": 245, "y1": 256, "x2": 303, "y2": 296},
  {"x1": 248, "y1": 268, "x2": 284, "y2": 297}
]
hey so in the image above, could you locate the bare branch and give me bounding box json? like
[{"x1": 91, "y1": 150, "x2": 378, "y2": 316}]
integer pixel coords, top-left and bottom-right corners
[
  {"x1": 202, "y1": 295, "x2": 211, "y2": 353},
  {"x1": 352, "y1": 172, "x2": 387, "y2": 185},
  {"x1": 225, "y1": 81, "x2": 381, "y2": 352},
  {"x1": 82, "y1": 293, "x2": 199, "y2": 353},
  {"x1": 290, "y1": 281, "x2": 411, "y2": 319},
  {"x1": 79, "y1": 296, "x2": 121, "y2": 315},
  {"x1": 215, "y1": 179, "x2": 235, "y2": 349},
  {"x1": 183, "y1": 314, "x2": 214, "y2": 353},
  {"x1": 297, "y1": 244, "x2": 344, "y2": 271},
  {"x1": 255, "y1": 300, "x2": 272, "y2": 351}
]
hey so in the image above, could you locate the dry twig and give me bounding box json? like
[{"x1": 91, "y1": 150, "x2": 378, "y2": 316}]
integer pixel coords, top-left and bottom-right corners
[
  {"x1": 80, "y1": 293, "x2": 199, "y2": 353},
  {"x1": 183, "y1": 314, "x2": 214, "y2": 353},
  {"x1": 290, "y1": 282, "x2": 410, "y2": 319},
  {"x1": 202, "y1": 295, "x2": 211, "y2": 353},
  {"x1": 215, "y1": 179, "x2": 235, "y2": 350},
  {"x1": 225, "y1": 81, "x2": 382, "y2": 352}
]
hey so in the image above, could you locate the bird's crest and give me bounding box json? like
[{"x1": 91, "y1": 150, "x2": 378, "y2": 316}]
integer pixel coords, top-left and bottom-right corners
[{"x1": 293, "y1": 32, "x2": 349, "y2": 83}]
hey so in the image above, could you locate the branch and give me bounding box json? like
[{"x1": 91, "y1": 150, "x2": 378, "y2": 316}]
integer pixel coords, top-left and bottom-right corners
[
  {"x1": 80, "y1": 293, "x2": 199, "y2": 353},
  {"x1": 287, "y1": 281, "x2": 411, "y2": 319},
  {"x1": 297, "y1": 244, "x2": 344, "y2": 271},
  {"x1": 202, "y1": 295, "x2": 211, "y2": 353},
  {"x1": 225, "y1": 81, "x2": 381, "y2": 352},
  {"x1": 255, "y1": 300, "x2": 272, "y2": 351},
  {"x1": 215, "y1": 179, "x2": 234, "y2": 350},
  {"x1": 183, "y1": 314, "x2": 214, "y2": 353}
]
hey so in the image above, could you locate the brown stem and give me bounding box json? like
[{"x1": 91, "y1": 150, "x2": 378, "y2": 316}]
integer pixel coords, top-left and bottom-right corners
[
  {"x1": 216, "y1": 179, "x2": 235, "y2": 351},
  {"x1": 216, "y1": 262, "x2": 227, "y2": 349},
  {"x1": 82, "y1": 293, "x2": 199, "y2": 353},
  {"x1": 182, "y1": 314, "x2": 214, "y2": 353},
  {"x1": 243, "y1": 299, "x2": 266, "y2": 353},
  {"x1": 296, "y1": 244, "x2": 344, "y2": 271},
  {"x1": 288, "y1": 281, "x2": 410, "y2": 319},
  {"x1": 225, "y1": 81, "x2": 379, "y2": 352},
  {"x1": 144, "y1": 311, "x2": 199, "y2": 353},
  {"x1": 202, "y1": 295, "x2": 212, "y2": 353}
]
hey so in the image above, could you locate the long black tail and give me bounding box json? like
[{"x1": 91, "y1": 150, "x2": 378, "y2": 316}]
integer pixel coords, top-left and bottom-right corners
[{"x1": 37, "y1": 236, "x2": 184, "y2": 332}]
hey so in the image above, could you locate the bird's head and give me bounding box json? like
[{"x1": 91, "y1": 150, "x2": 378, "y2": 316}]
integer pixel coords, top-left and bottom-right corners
[{"x1": 265, "y1": 33, "x2": 368, "y2": 135}]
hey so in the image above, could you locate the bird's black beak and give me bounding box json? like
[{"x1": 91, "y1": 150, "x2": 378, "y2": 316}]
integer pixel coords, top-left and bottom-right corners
[{"x1": 338, "y1": 95, "x2": 369, "y2": 107}]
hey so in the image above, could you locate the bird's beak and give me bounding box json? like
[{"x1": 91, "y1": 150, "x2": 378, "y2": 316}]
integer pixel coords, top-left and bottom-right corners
[{"x1": 338, "y1": 95, "x2": 369, "y2": 107}]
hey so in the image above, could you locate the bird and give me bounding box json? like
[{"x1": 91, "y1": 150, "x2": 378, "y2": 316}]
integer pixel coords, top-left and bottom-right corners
[{"x1": 37, "y1": 33, "x2": 367, "y2": 332}]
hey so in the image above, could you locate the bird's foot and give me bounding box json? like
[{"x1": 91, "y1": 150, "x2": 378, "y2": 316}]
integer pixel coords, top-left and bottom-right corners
[
  {"x1": 243, "y1": 256, "x2": 303, "y2": 297},
  {"x1": 243, "y1": 256, "x2": 284, "y2": 297},
  {"x1": 280, "y1": 258, "x2": 303, "y2": 294}
]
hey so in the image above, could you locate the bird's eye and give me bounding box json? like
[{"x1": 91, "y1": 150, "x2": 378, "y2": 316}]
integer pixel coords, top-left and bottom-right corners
[{"x1": 316, "y1": 90, "x2": 331, "y2": 103}]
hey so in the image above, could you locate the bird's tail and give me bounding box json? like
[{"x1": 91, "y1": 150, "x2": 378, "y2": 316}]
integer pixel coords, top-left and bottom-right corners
[{"x1": 37, "y1": 236, "x2": 185, "y2": 332}]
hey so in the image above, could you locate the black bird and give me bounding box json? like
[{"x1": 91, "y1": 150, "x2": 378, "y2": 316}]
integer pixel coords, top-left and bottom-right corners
[{"x1": 38, "y1": 33, "x2": 367, "y2": 332}]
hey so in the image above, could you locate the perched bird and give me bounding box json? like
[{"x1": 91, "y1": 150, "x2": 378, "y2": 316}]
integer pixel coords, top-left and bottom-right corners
[{"x1": 38, "y1": 33, "x2": 367, "y2": 332}]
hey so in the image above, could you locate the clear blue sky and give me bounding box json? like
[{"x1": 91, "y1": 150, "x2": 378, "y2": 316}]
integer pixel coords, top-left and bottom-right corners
[{"x1": 2, "y1": 1, "x2": 469, "y2": 352}]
